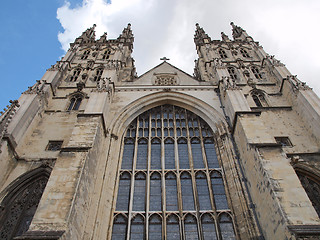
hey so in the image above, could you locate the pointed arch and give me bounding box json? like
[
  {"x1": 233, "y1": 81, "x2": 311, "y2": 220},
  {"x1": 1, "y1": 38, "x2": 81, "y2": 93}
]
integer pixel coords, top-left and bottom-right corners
[
  {"x1": 250, "y1": 89, "x2": 269, "y2": 107},
  {"x1": 108, "y1": 91, "x2": 228, "y2": 141},
  {"x1": 66, "y1": 91, "x2": 87, "y2": 111},
  {"x1": 0, "y1": 165, "x2": 52, "y2": 239},
  {"x1": 294, "y1": 164, "x2": 320, "y2": 217},
  {"x1": 106, "y1": 92, "x2": 251, "y2": 239}
]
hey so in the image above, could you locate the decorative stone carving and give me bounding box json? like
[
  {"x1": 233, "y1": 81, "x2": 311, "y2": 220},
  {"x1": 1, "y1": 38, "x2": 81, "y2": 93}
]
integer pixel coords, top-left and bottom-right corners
[
  {"x1": 212, "y1": 58, "x2": 224, "y2": 69},
  {"x1": 23, "y1": 80, "x2": 47, "y2": 95},
  {"x1": 267, "y1": 55, "x2": 285, "y2": 67},
  {"x1": 221, "y1": 76, "x2": 241, "y2": 91},
  {"x1": 154, "y1": 74, "x2": 177, "y2": 85},
  {"x1": 0, "y1": 100, "x2": 19, "y2": 150},
  {"x1": 287, "y1": 75, "x2": 312, "y2": 91},
  {"x1": 92, "y1": 77, "x2": 112, "y2": 93},
  {"x1": 76, "y1": 81, "x2": 85, "y2": 91},
  {"x1": 86, "y1": 60, "x2": 94, "y2": 69}
]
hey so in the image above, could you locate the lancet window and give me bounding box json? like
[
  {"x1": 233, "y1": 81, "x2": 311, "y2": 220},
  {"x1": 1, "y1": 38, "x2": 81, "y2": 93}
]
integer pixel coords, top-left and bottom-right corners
[
  {"x1": 70, "y1": 68, "x2": 81, "y2": 82},
  {"x1": 218, "y1": 49, "x2": 228, "y2": 59},
  {"x1": 251, "y1": 91, "x2": 268, "y2": 107},
  {"x1": 67, "y1": 94, "x2": 83, "y2": 111},
  {"x1": 93, "y1": 68, "x2": 103, "y2": 82},
  {"x1": 102, "y1": 49, "x2": 112, "y2": 60},
  {"x1": 240, "y1": 48, "x2": 250, "y2": 58},
  {"x1": 251, "y1": 66, "x2": 263, "y2": 80},
  {"x1": 81, "y1": 50, "x2": 90, "y2": 60},
  {"x1": 112, "y1": 104, "x2": 236, "y2": 239},
  {"x1": 227, "y1": 67, "x2": 238, "y2": 81}
]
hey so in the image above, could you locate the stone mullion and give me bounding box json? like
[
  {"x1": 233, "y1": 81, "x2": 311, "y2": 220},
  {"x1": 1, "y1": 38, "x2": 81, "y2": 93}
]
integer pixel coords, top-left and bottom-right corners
[
  {"x1": 197, "y1": 117, "x2": 216, "y2": 240},
  {"x1": 184, "y1": 111, "x2": 201, "y2": 239},
  {"x1": 214, "y1": 135, "x2": 233, "y2": 240},
  {"x1": 160, "y1": 107, "x2": 167, "y2": 240},
  {"x1": 173, "y1": 107, "x2": 183, "y2": 239},
  {"x1": 126, "y1": 118, "x2": 139, "y2": 239},
  {"x1": 146, "y1": 113, "x2": 151, "y2": 240},
  {"x1": 187, "y1": 116, "x2": 203, "y2": 240}
]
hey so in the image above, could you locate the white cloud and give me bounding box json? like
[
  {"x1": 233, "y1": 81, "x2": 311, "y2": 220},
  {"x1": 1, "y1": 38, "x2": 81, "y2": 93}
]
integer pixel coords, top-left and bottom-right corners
[{"x1": 57, "y1": 0, "x2": 320, "y2": 95}]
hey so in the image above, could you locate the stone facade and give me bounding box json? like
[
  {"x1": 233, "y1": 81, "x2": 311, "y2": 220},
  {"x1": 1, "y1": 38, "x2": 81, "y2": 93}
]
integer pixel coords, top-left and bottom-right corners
[{"x1": 0, "y1": 22, "x2": 320, "y2": 239}]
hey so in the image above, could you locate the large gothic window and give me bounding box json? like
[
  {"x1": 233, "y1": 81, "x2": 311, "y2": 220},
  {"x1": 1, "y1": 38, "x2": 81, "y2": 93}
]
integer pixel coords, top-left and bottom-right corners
[
  {"x1": 0, "y1": 168, "x2": 50, "y2": 239},
  {"x1": 112, "y1": 105, "x2": 236, "y2": 239}
]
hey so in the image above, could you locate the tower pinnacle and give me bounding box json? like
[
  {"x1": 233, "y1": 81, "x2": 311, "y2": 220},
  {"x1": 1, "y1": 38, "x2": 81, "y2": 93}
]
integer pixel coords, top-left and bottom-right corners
[{"x1": 194, "y1": 23, "x2": 211, "y2": 46}]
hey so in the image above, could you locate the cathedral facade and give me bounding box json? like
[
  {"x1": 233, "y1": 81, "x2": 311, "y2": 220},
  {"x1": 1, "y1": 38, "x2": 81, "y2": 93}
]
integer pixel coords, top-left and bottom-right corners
[{"x1": 0, "y1": 22, "x2": 320, "y2": 239}]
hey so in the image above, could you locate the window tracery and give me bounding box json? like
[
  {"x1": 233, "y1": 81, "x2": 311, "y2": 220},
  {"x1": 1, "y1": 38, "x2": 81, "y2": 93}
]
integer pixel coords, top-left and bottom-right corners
[
  {"x1": 81, "y1": 50, "x2": 90, "y2": 60},
  {"x1": 102, "y1": 49, "x2": 112, "y2": 60},
  {"x1": 70, "y1": 68, "x2": 81, "y2": 82},
  {"x1": 251, "y1": 66, "x2": 263, "y2": 80},
  {"x1": 218, "y1": 49, "x2": 228, "y2": 59},
  {"x1": 227, "y1": 67, "x2": 238, "y2": 81},
  {"x1": 112, "y1": 104, "x2": 236, "y2": 239},
  {"x1": 240, "y1": 48, "x2": 250, "y2": 58},
  {"x1": 68, "y1": 94, "x2": 83, "y2": 110},
  {"x1": 93, "y1": 68, "x2": 103, "y2": 82},
  {"x1": 251, "y1": 91, "x2": 268, "y2": 107},
  {"x1": 0, "y1": 170, "x2": 50, "y2": 239}
]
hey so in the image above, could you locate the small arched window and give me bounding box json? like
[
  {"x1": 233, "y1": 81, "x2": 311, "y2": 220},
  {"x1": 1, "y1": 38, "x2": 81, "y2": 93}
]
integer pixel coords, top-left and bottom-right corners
[
  {"x1": 81, "y1": 50, "x2": 90, "y2": 60},
  {"x1": 70, "y1": 68, "x2": 81, "y2": 82},
  {"x1": 251, "y1": 91, "x2": 268, "y2": 107},
  {"x1": 227, "y1": 67, "x2": 238, "y2": 80},
  {"x1": 218, "y1": 49, "x2": 227, "y2": 59},
  {"x1": 102, "y1": 49, "x2": 112, "y2": 60},
  {"x1": 93, "y1": 68, "x2": 103, "y2": 82},
  {"x1": 251, "y1": 66, "x2": 263, "y2": 79},
  {"x1": 68, "y1": 94, "x2": 83, "y2": 111},
  {"x1": 240, "y1": 48, "x2": 250, "y2": 58}
]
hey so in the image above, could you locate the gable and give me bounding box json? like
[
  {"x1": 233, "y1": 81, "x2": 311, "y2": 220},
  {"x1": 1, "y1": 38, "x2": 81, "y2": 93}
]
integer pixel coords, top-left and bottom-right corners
[{"x1": 131, "y1": 62, "x2": 200, "y2": 86}]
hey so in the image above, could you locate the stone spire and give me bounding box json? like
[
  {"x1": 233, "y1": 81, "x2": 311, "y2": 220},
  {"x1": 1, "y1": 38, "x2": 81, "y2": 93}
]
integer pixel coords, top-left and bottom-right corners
[{"x1": 194, "y1": 23, "x2": 211, "y2": 46}]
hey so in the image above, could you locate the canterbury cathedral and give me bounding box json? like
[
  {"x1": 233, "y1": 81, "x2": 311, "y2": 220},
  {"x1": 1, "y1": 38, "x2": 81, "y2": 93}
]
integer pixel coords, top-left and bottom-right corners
[{"x1": 0, "y1": 22, "x2": 320, "y2": 240}]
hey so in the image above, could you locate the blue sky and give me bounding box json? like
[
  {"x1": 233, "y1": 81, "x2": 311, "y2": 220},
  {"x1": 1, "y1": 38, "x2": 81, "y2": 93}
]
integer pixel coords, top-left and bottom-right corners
[
  {"x1": 1, "y1": 0, "x2": 320, "y2": 112},
  {"x1": 0, "y1": 0, "x2": 65, "y2": 111}
]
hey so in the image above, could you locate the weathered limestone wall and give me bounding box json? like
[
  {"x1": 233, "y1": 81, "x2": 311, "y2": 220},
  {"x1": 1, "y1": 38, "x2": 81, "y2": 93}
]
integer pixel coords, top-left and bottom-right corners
[
  {"x1": 7, "y1": 94, "x2": 41, "y2": 146},
  {"x1": 62, "y1": 118, "x2": 106, "y2": 239},
  {"x1": 223, "y1": 89, "x2": 251, "y2": 124},
  {"x1": 234, "y1": 114, "x2": 320, "y2": 239}
]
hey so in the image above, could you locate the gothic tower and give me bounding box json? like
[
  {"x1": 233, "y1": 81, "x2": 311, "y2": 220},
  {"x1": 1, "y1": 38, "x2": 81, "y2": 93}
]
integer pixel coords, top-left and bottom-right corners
[{"x1": 0, "y1": 23, "x2": 320, "y2": 239}]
